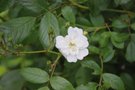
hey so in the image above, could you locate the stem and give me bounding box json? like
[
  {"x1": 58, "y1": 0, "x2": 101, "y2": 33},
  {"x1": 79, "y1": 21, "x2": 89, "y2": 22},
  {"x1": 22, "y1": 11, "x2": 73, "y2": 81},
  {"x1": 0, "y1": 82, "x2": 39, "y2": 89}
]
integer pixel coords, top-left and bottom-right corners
[
  {"x1": 99, "y1": 55, "x2": 104, "y2": 86},
  {"x1": 18, "y1": 50, "x2": 59, "y2": 55},
  {"x1": 103, "y1": 9, "x2": 135, "y2": 15},
  {"x1": 50, "y1": 54, "x2": 62, "y2": 78},
  {"x1": 69, "y1": 0, "x2": 89, "y2": 10}
]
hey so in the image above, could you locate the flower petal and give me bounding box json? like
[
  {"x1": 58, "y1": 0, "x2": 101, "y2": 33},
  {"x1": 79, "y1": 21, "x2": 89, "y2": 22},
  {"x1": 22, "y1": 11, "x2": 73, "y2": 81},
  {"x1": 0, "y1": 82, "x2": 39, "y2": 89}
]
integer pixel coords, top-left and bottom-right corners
[
  {"x1": 66, "y1": 55, "x2": 77, "y2": 62},
  {"x1": 77, "y1": 49, "x2": 89, "y2": 60},
  {"x1": 68, "y1": 27, "x2": 83, "y2": 37},
  {"x1": 55, "y1": 36, "x2": 67, "y2": 49}
]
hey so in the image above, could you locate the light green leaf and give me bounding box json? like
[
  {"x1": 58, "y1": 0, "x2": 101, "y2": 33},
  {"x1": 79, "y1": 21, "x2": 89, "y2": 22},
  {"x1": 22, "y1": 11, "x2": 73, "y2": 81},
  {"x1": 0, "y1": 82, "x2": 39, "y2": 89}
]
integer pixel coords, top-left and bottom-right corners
[
  {"x1": 81, "y1": 60, "x2": 101, "y2": 75},
  {"x1": 61, "y1": 6, "x2": 75, "y2": 24},
  {"x1": 126, "y1": 34, "x2": 135, "y2": 62},
  {"x1": 3, "y1": 17, "x2": 36, "y2": 44},
  {"x1": 76, "y1": 85, "x2": 90, "y2": 90},
  {"x1": 39, "y1": 12, "x2": 60, "y2": 49},
  {"x1": 103, "y1": 73, "x2": 125, "y2": 90},
  {"x1": 50, "y1": 76, "x2": 75, "y2": 90},
  {"x1": 38, "y1": 86, "x2": 50, "y2": 90},
  {"x1": 21, "y1": 67, "x2": 49, "y2": 84}
]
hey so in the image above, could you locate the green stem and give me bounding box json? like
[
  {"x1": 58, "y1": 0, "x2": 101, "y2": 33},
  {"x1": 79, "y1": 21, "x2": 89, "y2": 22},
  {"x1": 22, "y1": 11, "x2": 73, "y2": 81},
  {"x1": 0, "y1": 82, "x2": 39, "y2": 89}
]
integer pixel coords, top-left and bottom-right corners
[
  {"x1": 69, "y1": 0, "x2": 89, "y2": 10},
  {"x1": 50, "y1": 54, "x2": 62, "y2": 78},
  {"x1": 19, "y1": 50, "x2": 59, "y2": 55},
  {"x1": 99, "y1": 55, "x2": 104, "y2": 86},
  {"x1": 103, "y1": 9, "x2": 135, "y2": 15}
]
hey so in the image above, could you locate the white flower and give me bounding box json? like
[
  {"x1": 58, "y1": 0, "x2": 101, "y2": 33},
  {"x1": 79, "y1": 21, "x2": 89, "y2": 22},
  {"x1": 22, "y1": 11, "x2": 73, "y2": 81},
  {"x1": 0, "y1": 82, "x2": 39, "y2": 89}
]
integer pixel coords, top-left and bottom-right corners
[{"x1": 55, "y1": 26, "x2": 89, "y2": 62}]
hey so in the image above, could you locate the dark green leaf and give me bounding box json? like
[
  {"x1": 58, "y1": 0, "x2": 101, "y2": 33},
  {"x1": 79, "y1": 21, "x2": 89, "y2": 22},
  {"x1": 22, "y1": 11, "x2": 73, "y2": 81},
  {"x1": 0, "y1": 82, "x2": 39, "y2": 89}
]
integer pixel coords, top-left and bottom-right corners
[
  {"x1": 61, "y1": 6, "x2": 75, "y2": 24},
  {"x1": 50, "y1": 76, "x2": 75, "y2": 90},
  {"x1": 103, "y1": 73, "x2": 125, "y2": 90},
  {"x1": 126, "y1": 34, "x2": 135, "y2": 62},
  {"x1": 112, "y1": 20, "x2": 128, "y2": 29},
  {"x1": 19, "y1": 0, "x2": 48, "y2": 13},
  {"x1": 81, "y1": 60, "x2": 101, "y2": 75},
  {"x1": 21, "y1": 67, "x2": 49, "y2": 84},
  {"x1": 90, "y1": 14, "x2": 104, "y2": 26},
  {"x1": 3, "y1": 17, "x2": 36, "y2": 44},
  {"x1": 0, "y1": 70, "x2": 25, "y2": 90},
  {"x1": 121, "y1": 73, "x2": 135, "y2": 90},
  {"x1": 39, "y1": 12, "x2": 60, "y2": 49}
]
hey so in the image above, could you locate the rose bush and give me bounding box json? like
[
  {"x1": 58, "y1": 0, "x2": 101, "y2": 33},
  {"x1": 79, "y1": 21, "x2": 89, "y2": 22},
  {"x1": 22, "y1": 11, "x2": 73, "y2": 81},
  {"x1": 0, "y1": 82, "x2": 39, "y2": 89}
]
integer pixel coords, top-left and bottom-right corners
[{"x1": 0, "y1": 0, "x2": 135, "y2": 90}]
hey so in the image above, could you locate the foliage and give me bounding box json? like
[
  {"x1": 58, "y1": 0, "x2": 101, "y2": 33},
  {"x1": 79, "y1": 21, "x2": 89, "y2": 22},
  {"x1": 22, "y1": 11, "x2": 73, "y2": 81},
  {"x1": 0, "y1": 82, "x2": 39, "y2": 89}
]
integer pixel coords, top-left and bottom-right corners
[{"x1": 0, "y1": 0, "x2": 135, "y2": 90}]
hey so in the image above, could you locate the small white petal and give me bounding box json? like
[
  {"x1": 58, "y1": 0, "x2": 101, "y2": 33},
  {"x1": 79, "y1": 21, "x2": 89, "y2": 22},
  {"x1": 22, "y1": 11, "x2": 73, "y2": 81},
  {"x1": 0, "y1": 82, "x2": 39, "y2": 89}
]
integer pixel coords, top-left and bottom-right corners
[
  {"x1": 66, "y1": 55, "x2": 77, "y2": 62},
  {"x1": 77, "y1": 49, "x2": 89, "y2": 60},
  {"x1": 60, "y1": 49, "x2": 70, "y2": 56},
  {"x1": 55, "y1": 36, "x2": 67, "y2": 49},
  {"x1": 68, "y1": 27, "x2": 83, "y2": 37}
]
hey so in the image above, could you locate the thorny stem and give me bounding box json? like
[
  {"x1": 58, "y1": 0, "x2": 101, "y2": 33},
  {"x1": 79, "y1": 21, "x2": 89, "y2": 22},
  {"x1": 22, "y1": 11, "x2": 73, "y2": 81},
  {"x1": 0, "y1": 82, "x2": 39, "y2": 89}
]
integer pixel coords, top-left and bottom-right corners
[{"x1": 99, "y1": 55, "x2": 104, "y2": 87}]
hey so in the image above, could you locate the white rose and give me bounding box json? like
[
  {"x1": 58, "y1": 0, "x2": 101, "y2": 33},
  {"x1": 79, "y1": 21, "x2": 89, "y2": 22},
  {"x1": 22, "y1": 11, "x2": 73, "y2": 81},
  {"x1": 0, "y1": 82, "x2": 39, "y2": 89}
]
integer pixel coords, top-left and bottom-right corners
[{"x1": 55, "y1": 26, "x2": 89, "y2": 62}]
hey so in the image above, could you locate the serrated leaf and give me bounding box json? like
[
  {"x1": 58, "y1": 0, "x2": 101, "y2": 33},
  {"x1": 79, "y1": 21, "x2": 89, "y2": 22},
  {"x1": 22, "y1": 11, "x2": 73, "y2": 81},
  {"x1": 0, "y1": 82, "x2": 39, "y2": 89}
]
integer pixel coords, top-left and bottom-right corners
[
  {"x1": 89, "y1": 45, "x2": 100, "y2": 54},
  {"x1": 81, "y1": 60, "x2": 101, "y2": 75},
  {"x1": 3, "y1": 17, "x2": 36, "y2": 44},
  {"x1": 61, "y1": 6, "x2": 75, "y2": 24},
  {"x1": 21, "y1": 67, "x2": 49, "y2": 84},
  {"x1": 103, "y1": 73, "x2": 125, "y2": 90},
  {"x1": 50, "y1": 76, "x2": 75, "y2": 90},
  {"x1": 39, "y1": 12, "x2": 60, "y2": 49}
]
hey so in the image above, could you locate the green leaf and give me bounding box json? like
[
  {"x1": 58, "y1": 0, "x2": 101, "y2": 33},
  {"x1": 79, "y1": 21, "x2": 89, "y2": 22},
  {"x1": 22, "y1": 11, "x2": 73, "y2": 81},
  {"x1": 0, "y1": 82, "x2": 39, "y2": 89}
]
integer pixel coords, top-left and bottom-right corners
[
  {"x1": 101, "y1": 46, "x2": 115, "y2": 62},
  {"x1": 121, "y1": 73, "x2": 135, "y2": 90},
  {"x1": 21, "y1": 67, "x2": 49, "y2": 84},
  {"x1": 3, "y1": 17, "x2": 36, "y2": 44},
  {"x1": 76, "y1": 82, "x2": 97, "y2": 90},
  {"x1": 75, "y1": 67, "x2": 92, "y2": 85},
  {"x1": 112, "y1": 19, "x2": 128, "y2": 29},
  {"x1": 131, "y1": 23, "x2": 135, "y2": 31},
  {"x1": 126, "y1": 34, "x2": 135, "y2": 62},
  {"x1": 90, "y1": 14, "x2": 104, "y2": 26},
  {"x1": 61, "y1": 6, "x2": 75, "y2": 24},
  {"x1": 50, "y1": 76, "x2": 75, "y2": 90},
  {"x1": 103, "y1": 73, "x2": 125, "y2": 90},
  {"x1": 0, "y1": 70, "x2": 25, "y2": 90},
  {"x1": 89, "y1": 45, "x2": 100, "y2": 54},
  {"x1": 99, "y1": 32, "x2": 111, "y2": 47},
  {"x1": 19, "y1": 0, "x2": 48, "y2": 13},
  {"x1": 39, "y1": 12, "x2": 60, "y2": 49},
  {"x1": 38, "y1": 86, "x2": 50, "y2": 90},
  {"x1": 81, "y1": 59, "x2": 101, "y2": 75},
  {"x1": 111, "y1": 32, "x2": 128, "y2": 49},
  {"x1": 114, "y1": 0, "x2": 131, "y2": 5}
]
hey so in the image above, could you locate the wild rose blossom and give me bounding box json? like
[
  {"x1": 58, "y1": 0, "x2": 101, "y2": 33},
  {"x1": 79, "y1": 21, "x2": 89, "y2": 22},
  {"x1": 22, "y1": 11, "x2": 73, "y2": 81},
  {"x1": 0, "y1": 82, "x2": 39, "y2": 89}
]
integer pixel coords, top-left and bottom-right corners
[{"x1": 55, "y1": 26, "x2": 89, "y2": 62}]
